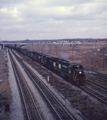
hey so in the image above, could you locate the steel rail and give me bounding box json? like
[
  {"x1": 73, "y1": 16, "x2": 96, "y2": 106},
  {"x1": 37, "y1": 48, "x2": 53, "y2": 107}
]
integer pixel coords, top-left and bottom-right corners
[
  {"x1": 8, "y1": 50, "x2": 30, "y2": 120},
  {"x1": 9, "y1": 50, "x2": 42, "y2": 120},
  {"x1": 87, "y1": 79, "x2": 107, "y2": 91},
  {"x1": 12, "y1": 50, "x2": 75, "y2": 120},
  {"x1": 87, "y1": 81, "x2": 107, "y2": 93},
  {"x1": 80, "y1": 86, "x2": 107, "y2": 104}
]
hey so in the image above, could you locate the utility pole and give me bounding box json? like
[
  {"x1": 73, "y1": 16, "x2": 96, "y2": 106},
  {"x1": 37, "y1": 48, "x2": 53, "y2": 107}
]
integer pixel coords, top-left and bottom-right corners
[
  {"x1": 103, "y1": 46, "x2": 104, "y2": 69},
  {"x1": 0, "y1": 37, "x2": 1, "y2": 44},
  {"x1": 105, "y1": 39, "x2": 107, "y2": 70},
  {"x1": 0, "y1": 37, "x2": 1, "y2": 49},
  {"x1": 72, "y1": 44, "x2": 73, "y2": 61}
]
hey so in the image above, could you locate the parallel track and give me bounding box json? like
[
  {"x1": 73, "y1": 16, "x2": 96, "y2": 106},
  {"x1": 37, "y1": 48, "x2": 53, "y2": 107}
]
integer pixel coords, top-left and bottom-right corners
[
  {"x1": 9, "y1": 50, "x2": 42, "y2": 120},
  {"x1": 87, "y1": 79, "x2": 107, "y2": 92},
  {"x1": 12, "y1": 49, "x2": 75, "y2": 120},
  {"x1": 80, "y1": 83, "x2": 107, "y2": 104}
]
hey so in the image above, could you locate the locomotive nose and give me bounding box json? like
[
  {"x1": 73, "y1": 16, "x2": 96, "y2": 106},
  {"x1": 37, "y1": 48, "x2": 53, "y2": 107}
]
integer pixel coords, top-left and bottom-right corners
[{"x1": 75, "y1": 69, "x2": 83, "y2": 74}]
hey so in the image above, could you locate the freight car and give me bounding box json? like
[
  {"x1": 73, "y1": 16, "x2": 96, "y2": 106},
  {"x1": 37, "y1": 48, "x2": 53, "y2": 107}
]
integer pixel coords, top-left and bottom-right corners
[{"x1": 9, "y1": 46, "x2": 87, "y2": 85}]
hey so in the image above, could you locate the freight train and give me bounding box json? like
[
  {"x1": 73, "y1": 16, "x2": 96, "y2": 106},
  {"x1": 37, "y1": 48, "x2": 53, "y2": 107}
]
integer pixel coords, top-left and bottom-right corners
[{"x1": 8, "y1": 46, "x2": 87, "y2": 86}]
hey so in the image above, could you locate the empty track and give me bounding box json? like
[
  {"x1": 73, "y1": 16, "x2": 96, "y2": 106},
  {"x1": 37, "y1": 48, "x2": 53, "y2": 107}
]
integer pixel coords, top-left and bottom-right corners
[{"x1": 9, "y1": 50, "x2": 42, "y2": 120}]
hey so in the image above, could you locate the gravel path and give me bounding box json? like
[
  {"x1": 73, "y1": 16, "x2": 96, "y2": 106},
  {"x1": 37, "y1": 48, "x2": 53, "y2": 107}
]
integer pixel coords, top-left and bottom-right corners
[{"x1": 0, "y1": 49, "x2": 11, "y2": 120}]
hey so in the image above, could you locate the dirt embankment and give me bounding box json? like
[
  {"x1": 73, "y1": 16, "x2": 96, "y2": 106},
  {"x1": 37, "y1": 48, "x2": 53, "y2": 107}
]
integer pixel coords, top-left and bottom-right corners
[{"x1": 0, "y1": 49, "x2": 12, "y2": 119}]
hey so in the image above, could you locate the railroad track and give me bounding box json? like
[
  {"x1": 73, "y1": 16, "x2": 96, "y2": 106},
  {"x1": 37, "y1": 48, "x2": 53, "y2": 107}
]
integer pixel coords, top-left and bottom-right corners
[
  {"x1": 11, "y1": 49, "x2": 75, "y2": 120},
  {"x1": 80, "y1": 81, "x2": 107, "y2": 104},
  {"x1": 9, "y1": 50, "x2": 42, "y2": 120},
  {"x1": 87, "y1": 79, "x2": 107, "y2": 92}
]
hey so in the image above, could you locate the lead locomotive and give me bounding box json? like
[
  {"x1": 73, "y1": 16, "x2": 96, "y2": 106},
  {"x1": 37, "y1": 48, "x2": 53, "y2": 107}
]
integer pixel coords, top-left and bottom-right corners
[{"x1": 10, "y1": 46, "x2": 87, "y2": 86}]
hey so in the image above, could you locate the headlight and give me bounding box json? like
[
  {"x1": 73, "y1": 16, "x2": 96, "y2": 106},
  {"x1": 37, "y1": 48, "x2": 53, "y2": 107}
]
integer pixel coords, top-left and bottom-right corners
[{"x1": 79, "y1": 71, "x2": 82, "y2": 74}]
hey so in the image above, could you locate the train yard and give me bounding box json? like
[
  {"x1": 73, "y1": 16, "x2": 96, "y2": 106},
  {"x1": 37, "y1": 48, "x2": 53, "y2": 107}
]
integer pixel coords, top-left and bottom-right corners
[
  {"x1": 9, "y1": 49, "x2": 76, "y2": 120},
  {"x1": 0, "y1": 48, "x2": 107, "y2": 120},
  {"x1": 9, "y1": 50, "x2": 43, "y2": 120},
  {"x1": 80, "y1": 82, "x2": 107, "y2": 104},
  {"x1": 11, "y1": 48, "x2": 107, "y2": 119}
]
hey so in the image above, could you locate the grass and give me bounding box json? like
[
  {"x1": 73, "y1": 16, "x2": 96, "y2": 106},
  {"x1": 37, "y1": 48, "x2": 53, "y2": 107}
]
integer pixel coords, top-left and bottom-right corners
[{"x1": 26, "y1": 41, "x2": 107, "y2": 75}]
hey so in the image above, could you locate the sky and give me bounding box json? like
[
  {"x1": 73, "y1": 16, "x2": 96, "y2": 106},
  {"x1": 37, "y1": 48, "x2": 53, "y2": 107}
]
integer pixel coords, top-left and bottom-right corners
[{"x1": 0, "y1": 0, "x2": 107, "y2": 41}]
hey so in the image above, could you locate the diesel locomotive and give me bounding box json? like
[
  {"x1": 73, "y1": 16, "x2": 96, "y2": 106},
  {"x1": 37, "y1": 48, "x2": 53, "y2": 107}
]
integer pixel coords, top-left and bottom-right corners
[{"x1": 9, "y1": 46, "x2": 87, "y2": 85}]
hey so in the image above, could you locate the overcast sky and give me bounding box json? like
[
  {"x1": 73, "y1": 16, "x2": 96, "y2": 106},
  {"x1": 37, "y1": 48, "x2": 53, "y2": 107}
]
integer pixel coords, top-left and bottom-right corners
[{"x1": 0, "y1": 0, "x2": 107, "y2": 41}]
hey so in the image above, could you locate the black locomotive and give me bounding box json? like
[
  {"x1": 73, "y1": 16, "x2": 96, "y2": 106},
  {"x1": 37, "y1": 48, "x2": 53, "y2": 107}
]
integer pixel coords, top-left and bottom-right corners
[{"x1": 9, "y1": 46, "x2": 87, "y2": 86}]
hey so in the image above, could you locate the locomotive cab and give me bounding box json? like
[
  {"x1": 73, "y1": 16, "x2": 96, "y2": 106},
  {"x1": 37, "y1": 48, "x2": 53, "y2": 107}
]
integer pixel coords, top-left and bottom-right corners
[{"x1": 68, "y1": 64, "x2": 86, "y2": 85}]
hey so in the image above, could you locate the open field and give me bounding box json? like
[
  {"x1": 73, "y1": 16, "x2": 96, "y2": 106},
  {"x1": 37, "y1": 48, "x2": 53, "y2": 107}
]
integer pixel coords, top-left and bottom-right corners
[{"x1": 25, "y1": 41, "x2": 107, "y2": 75}]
